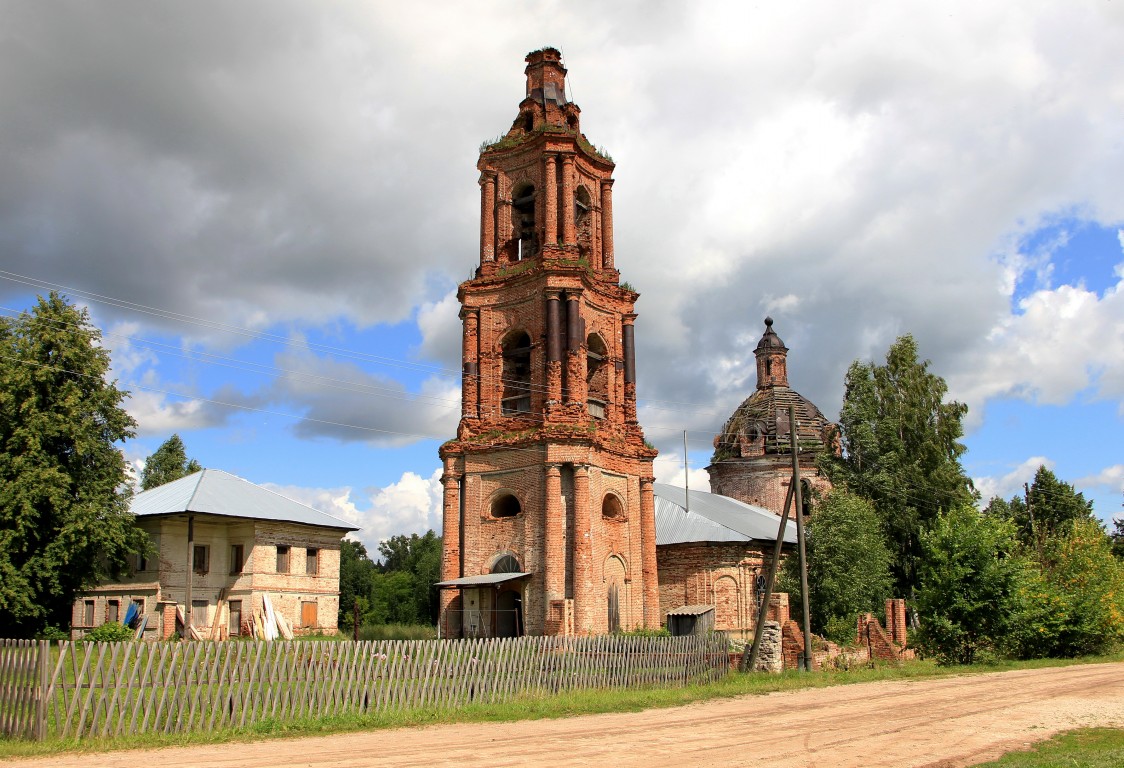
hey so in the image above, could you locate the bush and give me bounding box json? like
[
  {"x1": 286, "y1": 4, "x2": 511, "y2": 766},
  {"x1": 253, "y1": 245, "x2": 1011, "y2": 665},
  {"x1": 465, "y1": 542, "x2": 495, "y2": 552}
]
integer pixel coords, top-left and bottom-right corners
[
  {"x1": 915, "y1": 506, "x2": 1025, "y2": 665},
  {"x1": 84, "y1": 622, "x2": 136, "y2": 642},
  {"x1": 35, "y1": 626, "x2": 69, "y2": 641},
  {"x1": 357, "y1": 623, "x2": 437, "y2": 642}
]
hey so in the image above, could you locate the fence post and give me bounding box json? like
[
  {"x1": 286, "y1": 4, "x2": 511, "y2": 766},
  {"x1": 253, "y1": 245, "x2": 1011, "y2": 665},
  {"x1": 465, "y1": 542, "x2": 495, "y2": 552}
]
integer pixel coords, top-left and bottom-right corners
[{"x1": 36, "y1": 639, "x2": 49, "y2": 740}]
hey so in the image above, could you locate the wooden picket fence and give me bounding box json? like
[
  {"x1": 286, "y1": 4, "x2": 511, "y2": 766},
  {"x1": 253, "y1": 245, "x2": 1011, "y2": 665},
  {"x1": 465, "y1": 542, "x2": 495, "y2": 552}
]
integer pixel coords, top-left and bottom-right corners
[{"x1": 0, "y1": 633, "x2": 728, "y2": 741}]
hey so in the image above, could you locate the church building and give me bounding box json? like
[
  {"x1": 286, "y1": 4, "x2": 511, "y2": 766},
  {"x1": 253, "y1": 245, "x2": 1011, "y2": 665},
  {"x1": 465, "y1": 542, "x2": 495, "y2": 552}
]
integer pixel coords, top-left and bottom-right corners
[{"x1": 437, "y1": 48, "x2": 660, "y2": 638}]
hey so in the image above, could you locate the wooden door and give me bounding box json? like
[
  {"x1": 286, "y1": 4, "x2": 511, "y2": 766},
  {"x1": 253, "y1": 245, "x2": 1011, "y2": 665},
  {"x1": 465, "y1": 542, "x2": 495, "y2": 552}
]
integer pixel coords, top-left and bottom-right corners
[{"x1": 301, "y1": 600, "x2": 318, "y2": 629}]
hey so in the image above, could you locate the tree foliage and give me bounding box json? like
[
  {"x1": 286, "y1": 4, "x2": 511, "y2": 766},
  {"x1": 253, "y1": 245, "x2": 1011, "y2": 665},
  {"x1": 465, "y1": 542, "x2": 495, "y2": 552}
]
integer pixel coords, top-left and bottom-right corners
[
  {"x1": 0, "y1": 293, "x2": 147, "y2": 636},
  {"x1": 779, "y1": 489, "x2": 894, "y2": 645},
  {"x1": 915, "y1": 506, "x2": 1024, "y2": 665},
  {"x1": 1112, "y1": 516, "x2": 1124, "y2": 560},
  {"x1": 140, "y1": 434, "x2": 201, "y2": 490},
  {"x1": 337, "y1": 530, "x2": 443, "y2": 629},
  {"x1": 821, "y1": 334, "x2": 975, "y2": 597},
  {"x1": 984, "y1": 466, "x2": 1096, "y2": 548}
]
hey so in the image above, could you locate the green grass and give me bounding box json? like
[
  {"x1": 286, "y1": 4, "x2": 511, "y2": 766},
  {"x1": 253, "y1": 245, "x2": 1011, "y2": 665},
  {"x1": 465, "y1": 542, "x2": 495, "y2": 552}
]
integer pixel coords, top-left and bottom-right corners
[
  {"x1": 972, "y1": 728, "x2": 1124, "y2": 767},
  {"x1": 1, "y1": 650, "x2": 1120, "y2": 760}
]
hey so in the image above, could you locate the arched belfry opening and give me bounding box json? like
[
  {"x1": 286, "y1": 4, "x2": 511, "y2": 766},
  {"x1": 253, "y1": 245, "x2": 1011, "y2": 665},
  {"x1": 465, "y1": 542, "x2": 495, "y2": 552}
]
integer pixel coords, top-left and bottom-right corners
[
  {"x1": 513, "y1": 184, "x2": 537, "y2": 261},
  {"x1": 575, "y1": 185, "x2": 592, "y2": 261},
  {"x1": 501, "y1": 331, "x2": 532, "y2": 415},
  {"x1": 586, "y1": 332, "x2": 608, "y2": 418}
]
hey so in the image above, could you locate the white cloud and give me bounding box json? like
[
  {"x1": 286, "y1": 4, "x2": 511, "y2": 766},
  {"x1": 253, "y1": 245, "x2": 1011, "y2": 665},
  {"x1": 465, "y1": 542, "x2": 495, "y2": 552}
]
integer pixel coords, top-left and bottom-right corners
[
  {"x1": 973, "y1": 456, "x2": 1053, "y2": 504},
  {"x1": 1076, "y1": 463, "x2": 1124, "y2": 494},
  {"x1": 653, "y1": 452, "x2": 712, "y2": 493},
  {"x1": 265, "y1": 467, "x2": 443, "y2": 555}
]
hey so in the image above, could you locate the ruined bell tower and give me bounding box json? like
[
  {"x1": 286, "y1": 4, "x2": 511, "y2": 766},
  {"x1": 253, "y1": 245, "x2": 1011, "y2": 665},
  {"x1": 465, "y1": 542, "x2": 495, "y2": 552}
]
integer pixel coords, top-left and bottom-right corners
[{"x1": 438, "y1": 48, "x2": 659, "y2": 637}]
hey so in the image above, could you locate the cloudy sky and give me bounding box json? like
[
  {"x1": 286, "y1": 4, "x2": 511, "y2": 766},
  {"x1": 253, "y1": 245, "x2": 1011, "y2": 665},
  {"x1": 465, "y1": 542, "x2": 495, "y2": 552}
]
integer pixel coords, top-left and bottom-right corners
[{"x1": 3, "y1": 1, "x2": 1122, "y2": 552}]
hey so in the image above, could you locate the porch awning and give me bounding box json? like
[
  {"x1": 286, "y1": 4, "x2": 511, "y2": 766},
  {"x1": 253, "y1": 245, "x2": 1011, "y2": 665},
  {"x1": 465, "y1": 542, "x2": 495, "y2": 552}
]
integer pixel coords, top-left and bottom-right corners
[
  {"x1": 666, "y1": 604, "x2": 715, "y2": 616},
  {"x1": 435, "y1": 572, "x2": 532, "y2": 588}
]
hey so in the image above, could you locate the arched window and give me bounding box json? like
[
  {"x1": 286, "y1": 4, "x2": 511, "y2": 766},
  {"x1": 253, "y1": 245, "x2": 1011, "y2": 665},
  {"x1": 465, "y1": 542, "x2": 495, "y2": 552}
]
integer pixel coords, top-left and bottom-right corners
[
  {"x1": 800, "y1": 479, "x2": 813, "y2": 517},
  {"x1": 512, "y1": 184, "x2": 537, "y2": 261},
  {"x1": 491, "y1": 553, "x2": 522, "y2": 573},
  {"x1": 491, "y1": 494, "x2": 521, "y2": 519},
  {"x1": 586, "y1": 333, "x2": 608, "y2": 418},
  {"x1": 602, "y1": 493, "x2": 624, "y2": 520},
  {"x1": 574, "y1": 185, "x2": 592, "y2": 259},
  {"x1": 501, "y1": 330, "x2": 532, "y2": 415}
]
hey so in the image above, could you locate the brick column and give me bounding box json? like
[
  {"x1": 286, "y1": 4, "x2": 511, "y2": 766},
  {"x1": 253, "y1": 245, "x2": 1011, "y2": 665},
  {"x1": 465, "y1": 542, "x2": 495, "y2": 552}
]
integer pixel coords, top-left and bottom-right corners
[
  {"x1": 561, "y1": 154, "x2": 576, "y2": 245},
  {"x1": 496, "y1": 176, "x2": 510, "y2": 262},
  {"x1": 639, "y1": 477, "x2": 659, "y2": 629},
  {"x1": 461, "y1": 308, "x2": 479, "y2": 418},
  {"x1": 439, "y1": 465, "x2": 462, "y2": 625},
  {"x1": 545, "y1": 291, "x2": 562, "y2": 405},
  {"x1": 600, "y1": 178, "x2": 614, "y2": 269},
  {"x1": 623, "y1": 315, "x2": 637, "y2": 423},
  {"x1": 573, "y1": 464, "x2": 591, "y2": 633},
  {"x1": 544, "y1": 464, "x2": 563, "y2": 630},
  {"x1": 565, "y1": 292, "x2": 582, "y2": 403},
  {"x1": 480, "y1": 172, "x2": 496, "y2": 262},
  {"x1": 544, "y1": 155, "x2": 558, "y2": 245}
]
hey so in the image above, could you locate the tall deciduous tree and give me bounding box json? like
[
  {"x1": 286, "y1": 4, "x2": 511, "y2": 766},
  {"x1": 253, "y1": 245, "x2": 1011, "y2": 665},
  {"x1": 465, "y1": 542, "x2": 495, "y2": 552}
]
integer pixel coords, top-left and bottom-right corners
[
  {"x1": 140, "y1": 433, "x2": 201, "y2": 490},
  {"x1": 0, "y1": 293, "x2": 147, "y2": 636},
  {"x1": 779, "y1": 489, "x2": 894, "y2": 644},
  {"x1": 822, "y1": 334, "x2": 975, "y2": 597},
  {"x1": 377, "y1": 531, "x2": 442, "y2": 625}
]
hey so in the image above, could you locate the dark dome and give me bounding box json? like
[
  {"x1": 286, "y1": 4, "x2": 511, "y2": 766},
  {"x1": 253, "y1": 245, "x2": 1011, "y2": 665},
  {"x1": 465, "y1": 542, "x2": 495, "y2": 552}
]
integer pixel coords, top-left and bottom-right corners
[
  {"x1": 711, "y1": 385, "x2": 835, "y2": 463},
  {"x1": 755, "y1": 316, "x2": 787, "y2": 352}
]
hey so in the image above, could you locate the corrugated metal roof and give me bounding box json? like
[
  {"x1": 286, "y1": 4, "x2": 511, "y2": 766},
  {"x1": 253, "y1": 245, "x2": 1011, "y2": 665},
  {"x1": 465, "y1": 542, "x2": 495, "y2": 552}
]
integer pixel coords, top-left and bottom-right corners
[
  {"x1": 654, "y1": 483, "x2": 796, "y2": 546},
  {"x1": 666, "y1": 604, "x2": 715, "y2": 616},
  {"x1": 131, "y1": 469, "x2": 358, "y2": 531},
  {"x1": 435, "y1": 572, "x2": 532, "y2": 588}
]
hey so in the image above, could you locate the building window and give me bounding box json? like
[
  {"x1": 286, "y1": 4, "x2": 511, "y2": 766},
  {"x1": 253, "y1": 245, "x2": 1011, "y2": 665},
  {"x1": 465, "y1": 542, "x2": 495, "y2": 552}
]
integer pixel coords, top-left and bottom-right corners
[
  {"x1": 132, "y1": 598, "x2": 144, "y2": 618},
  {"x1": 512, "y1": 184, "x2": 536, "y2": 261},
  {"x1": 586, "y1": 333, "x2": 608, "y2": 418},
  {"x1": 276, "y1": 545, "x2": 290, "y2": 573},
  {"x1": 491, "y1": 493, "x2": 521, "y2": 519},
  {"x1": 107, "y1": 600, "x2": 120, "y2": 624},
  {"x1": 192, "y1": 545, "x2": 209, "y2": 575},
  {"x1": 301, "y1": 600, "x2": 318, "y2": 629},
  {"x1": 230, "y1": 544, "x2": 244, "y2": 574},
  {"x1": 501, "y1": 331, "x2": 532, "y2": 415},
  {"x1": 602, "y1": 494, "x2": 624, "y2": 520},
  {"x1": 306, "y1": 548, "x2": 319, "y2": 575},
  {"x1": 191, "y1": 600, "x2": 209, "y2": 627},
  {"x1": 83, "y1": 600, "x2": 95, "y2": 627},
  {"x1": 228, "y1": 600, "x2": 242, "y2": 637}
]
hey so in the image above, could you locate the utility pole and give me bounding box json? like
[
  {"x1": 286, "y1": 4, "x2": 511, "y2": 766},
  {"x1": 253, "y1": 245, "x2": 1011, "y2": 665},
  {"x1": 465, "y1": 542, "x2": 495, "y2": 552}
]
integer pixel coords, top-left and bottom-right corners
[
  {"x1": 791, "y1": 405, "x2": 813, "y2": 671},
  {"x1": 184, "y1": 514, "x2": 194, "y2": 642},
  {"x1": 683, "y1": 430, "x2": 689, "y2": 515},
  {"x1": 742, "y1": 482, "x2": 794, "y2": 672}
]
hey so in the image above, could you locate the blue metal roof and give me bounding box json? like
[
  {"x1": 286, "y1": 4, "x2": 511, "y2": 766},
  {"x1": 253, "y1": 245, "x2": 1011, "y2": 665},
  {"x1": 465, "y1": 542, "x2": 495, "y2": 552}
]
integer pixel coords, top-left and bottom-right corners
[
  {"x1": 131, "y1": 469, "x2": 358, "y2": 531},
  {"x1": 653, "y1": 483, "x2": 796, "y2": 546}
]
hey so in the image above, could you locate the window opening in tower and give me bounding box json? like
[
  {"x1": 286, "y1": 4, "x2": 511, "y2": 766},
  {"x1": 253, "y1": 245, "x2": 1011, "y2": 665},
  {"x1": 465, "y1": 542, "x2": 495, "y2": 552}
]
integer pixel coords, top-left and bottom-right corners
[{"x1": 501, "y1": 331, "x2": 533, "y2": 414}]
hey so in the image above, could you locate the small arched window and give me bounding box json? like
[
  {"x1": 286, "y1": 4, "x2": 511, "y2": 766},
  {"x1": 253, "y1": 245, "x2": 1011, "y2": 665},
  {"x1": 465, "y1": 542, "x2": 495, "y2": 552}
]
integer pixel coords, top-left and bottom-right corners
[
  {"x1": 800, "y1": 479, "x2": 813, "y2": 517},
  {"x1": 602, "y1": 494, "x2": 624, "y2": 520},
  {"x1": 512, "y1": 184, "x2": 537, "y2": 261},
  {"x1": 492, "y1": 553, "x2": 522, "y2": 573},
  {"x1": 491, "y1": 494, "x2": 521, "y2": 519},
  {"x1": 586, "y1": 333, "x2": 608, "y2": 418},
  {"x1": 501, "y1": 330, "x2": 532, "y2": 415}
]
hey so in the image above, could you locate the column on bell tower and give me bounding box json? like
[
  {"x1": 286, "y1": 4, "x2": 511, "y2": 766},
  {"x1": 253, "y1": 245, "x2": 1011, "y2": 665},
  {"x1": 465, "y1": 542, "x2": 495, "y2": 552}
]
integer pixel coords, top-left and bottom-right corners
[
  {"x1": 561, "y1": 153, "x2": 577, "y2": 245},
  {"x1": 544, "y1": 155, "x2": 558, "y2": 246},
  {"x1": 461, "y1": 307, "x2": 479, "y2": 418},
  {"x1": 600, "y1": 179, "x2": 614, "y2": 270},
  {"x1": 480, "y1": 172, "x2": 496, "y2": 263}
]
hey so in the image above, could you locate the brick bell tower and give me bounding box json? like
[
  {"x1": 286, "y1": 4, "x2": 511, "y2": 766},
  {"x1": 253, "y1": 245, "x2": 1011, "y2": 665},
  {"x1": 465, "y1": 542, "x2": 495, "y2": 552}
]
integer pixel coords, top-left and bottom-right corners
[{"x1": 438, "y1": 48, "x2": 659, "y2": 637}]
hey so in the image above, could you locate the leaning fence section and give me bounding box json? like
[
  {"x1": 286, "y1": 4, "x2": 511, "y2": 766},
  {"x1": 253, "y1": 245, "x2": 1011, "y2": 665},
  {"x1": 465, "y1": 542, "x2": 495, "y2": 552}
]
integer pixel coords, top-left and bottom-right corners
[{"x1": 0, "y1": 633, "x2": 728, "y2": 741}]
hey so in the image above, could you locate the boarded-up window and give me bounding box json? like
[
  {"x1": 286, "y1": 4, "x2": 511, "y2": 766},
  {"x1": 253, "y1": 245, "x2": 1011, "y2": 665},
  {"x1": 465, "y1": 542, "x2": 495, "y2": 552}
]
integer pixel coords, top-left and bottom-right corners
[
  {"x1": 230, "y1": 544, "x2": 244, "y2": 574},
  {"x1": 276, "y1": 545, "x2": 290, "y2": 573},
  {"x1": 191, "y1": 600, "x2": 208, "y2": 627},
  {"x1": 228, "y1": 601, "x2": 242, "y2": 637},
  {"x1": 83, "y1": 600, "x2": 95, "y2": 627},
  {"x1": 192, "y1": 545, "x2": 209, "y2": 575},
  {"x1": 301, "y1": 601, "x2": 318, "y2": 628},
  {"x1": 107, "y1": 600, "x2": 119, "y2": 624},
  {"x1": 306, "y1": 548, "x2": 319, "y2": 575}
]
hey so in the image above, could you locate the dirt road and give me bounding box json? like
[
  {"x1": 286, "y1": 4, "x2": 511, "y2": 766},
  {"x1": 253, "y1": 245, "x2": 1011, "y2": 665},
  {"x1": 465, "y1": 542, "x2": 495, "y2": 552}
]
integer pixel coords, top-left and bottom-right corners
[{"x1": 8, "y1": 662, "x2": 1124, "y2": 768}]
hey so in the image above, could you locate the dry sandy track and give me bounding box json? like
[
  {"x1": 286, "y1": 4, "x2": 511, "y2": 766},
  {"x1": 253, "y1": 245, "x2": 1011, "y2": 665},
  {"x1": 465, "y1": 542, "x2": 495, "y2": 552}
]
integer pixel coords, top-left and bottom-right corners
[{"x1": 7, "y1": 662, "x2": 1124, "y2": 768}]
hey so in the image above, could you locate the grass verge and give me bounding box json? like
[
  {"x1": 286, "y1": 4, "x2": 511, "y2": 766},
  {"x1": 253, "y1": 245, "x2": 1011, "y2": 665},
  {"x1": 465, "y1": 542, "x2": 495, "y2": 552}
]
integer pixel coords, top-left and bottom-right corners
[
  {"x1": 2, "y1": 651, "x2": 1120, "y2": 760},
  {"x1": 971, "y1": 728, "x2": 1124, "y2": 767}
]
